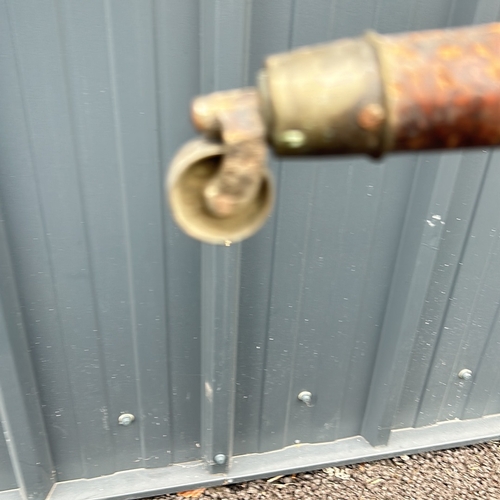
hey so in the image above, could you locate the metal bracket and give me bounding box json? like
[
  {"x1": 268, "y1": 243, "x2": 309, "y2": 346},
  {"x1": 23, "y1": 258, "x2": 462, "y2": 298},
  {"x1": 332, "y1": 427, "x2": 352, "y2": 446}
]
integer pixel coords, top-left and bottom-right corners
[{"x1": 167, "y1": 89, "x2": 273, "y2": 245}]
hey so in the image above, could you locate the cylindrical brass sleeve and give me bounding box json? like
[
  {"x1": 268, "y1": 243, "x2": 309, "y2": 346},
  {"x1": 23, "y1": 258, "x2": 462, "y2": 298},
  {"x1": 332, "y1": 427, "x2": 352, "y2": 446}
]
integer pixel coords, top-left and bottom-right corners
[
  {"x1": 259, "y1": 22, "x2": 500, "y2": 157},
  {"x1": 258, "y1": 37, "x2": 385, "y2": 156}
]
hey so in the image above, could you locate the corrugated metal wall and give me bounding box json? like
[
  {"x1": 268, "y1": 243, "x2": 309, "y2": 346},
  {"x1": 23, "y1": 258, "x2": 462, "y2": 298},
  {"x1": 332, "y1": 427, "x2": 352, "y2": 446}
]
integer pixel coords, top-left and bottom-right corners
[{"x1": 1, "y1": 1, "x2": 500, "y2": 499}]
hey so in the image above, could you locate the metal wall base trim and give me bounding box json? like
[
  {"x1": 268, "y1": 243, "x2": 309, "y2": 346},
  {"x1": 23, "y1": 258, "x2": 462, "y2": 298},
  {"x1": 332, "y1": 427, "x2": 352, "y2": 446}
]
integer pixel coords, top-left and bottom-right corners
[
  {"x1": 47, "y1": 414, "x2": 500, "y2": 500},
  {"x1": 0, "y1": 490, "x2": 22, "y2": 500}
]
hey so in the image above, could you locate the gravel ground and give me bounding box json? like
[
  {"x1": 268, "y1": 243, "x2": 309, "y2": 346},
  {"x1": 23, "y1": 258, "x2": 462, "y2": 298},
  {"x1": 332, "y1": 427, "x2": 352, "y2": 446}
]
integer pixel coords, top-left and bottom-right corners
[{"x1": 146, "y1": 440, "x2": 500, "y2": 500}]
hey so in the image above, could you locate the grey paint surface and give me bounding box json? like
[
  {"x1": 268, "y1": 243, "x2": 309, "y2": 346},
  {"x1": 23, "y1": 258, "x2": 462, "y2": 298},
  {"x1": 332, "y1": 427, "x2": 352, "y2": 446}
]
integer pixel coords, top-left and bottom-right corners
[
  {"x1": 0, "y1": 203, "x2": 54, "y2": 500},
  {"x1": 0, "y1": 0, "x2": 500, "y2": 498}
]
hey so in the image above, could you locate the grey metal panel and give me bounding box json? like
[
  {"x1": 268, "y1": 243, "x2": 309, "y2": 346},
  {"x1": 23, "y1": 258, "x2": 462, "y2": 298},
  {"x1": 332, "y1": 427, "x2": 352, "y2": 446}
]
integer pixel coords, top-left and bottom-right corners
[
  {"x1": 55, "y1": 0, "x2": 168, "y2": 475},
  {"x1": 198, "y1": 0, "x2": 251, "y2": 472},
  {"x1": 362, "y1": 153, "x2": 466, "y2": 445},
  {"x1": 234, "y1": 0, "x2": 291, "y2": 456},
  {"x1": 153, "y1": 0, "x2": 203, "y2": 464},
  {"x1": 0, "y1": 0, "x2": 500, "y2": 498},
  {"x1": 201, "y1": 244, "x2": 241, "y2": 472},
  {"x1": 100, "y1": 0, "x2": 172, "y2": 469},
  {"x1": 393, "y1": 152, "x2": 491, "y2": 430},
  {"x1": 0, "y1": 422, "x2": 16, "y2": 493},
  {"x1": 1, "y1": 0, "x2": 181, "y2": 480},
  {"x1": 0, "y1": 203, "x2": 54, "y2": 498},
  {"x1": 0, "y1": 0, "x2": 87, "y2": 481},
  {"x1": 416, "y1": 151, "x2": 500, "y2": 426}
]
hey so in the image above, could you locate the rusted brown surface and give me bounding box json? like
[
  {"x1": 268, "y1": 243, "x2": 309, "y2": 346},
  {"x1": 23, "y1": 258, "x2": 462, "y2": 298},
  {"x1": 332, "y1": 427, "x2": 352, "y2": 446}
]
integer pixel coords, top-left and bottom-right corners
[
  {"x1": 376, "y1": 23, "x2": 500, "y2": 151},
  {"x1": 191, "y1": 89, "x2": 268, "y2": 219}
]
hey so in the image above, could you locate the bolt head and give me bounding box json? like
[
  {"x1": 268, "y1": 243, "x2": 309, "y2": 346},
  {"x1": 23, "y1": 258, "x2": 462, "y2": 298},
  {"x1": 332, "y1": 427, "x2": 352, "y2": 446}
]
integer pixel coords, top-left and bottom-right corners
[
  {"x1": 214, "y1": 454, "x2": 226, "y2": 465},
  {"x1": 357, "y1": 103, "x2": 385, "y2": 131},
  {"x1": 298, "y1": 391, "x2": 312, "y2": 404},
  {"x1": 458, "y1": 369, "x2": 473, "y2": 381},
  {"x1": 280, "y1": 129, "x2": 306, "y2": 149},
  {"x1": 118, "y1": 413, "x2": 135, "y2": 426}
]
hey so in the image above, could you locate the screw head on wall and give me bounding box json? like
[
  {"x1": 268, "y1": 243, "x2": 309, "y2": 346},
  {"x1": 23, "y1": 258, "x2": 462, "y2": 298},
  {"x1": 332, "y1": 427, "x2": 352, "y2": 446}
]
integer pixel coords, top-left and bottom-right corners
[
  {"x1": 118, "y1": 413, "x2": 135, "y2": 426},
  {"x1": 214, "y1": 454, "x2": 226, "y2": 465},
  {"x1": 297, "y1": 391, "x2": 313, "y2": 405},
  {"x1": 458, "y1": 369, "x2": 473, "y2": 381}
]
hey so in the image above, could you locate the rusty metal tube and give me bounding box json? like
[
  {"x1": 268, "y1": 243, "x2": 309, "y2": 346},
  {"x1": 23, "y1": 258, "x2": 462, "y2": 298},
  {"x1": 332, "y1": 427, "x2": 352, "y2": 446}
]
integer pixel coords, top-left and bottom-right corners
[
  {"x1": 168, "y1": 22, "x2": 500, "y2": 244},
  {"x1": 259, "y1": 22, "x2": 500, "y2": 157}
]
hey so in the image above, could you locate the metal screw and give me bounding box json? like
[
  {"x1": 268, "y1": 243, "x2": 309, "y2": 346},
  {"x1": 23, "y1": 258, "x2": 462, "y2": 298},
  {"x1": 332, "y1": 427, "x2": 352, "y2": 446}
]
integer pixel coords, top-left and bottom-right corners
[
  {"x1": 118, "y1": 413, "x2": 135, "y2": 426},
  {"x1": 298, "y1": 391, "x2": 312, "y2": 405},
  {"x1": 280, "y1": 129, "x2": 306, "y2": 148},
  {"x1": 458, "y1": 369, "x2": 473, "y2": 381},
  {"x1": 214, "y1": 454, "x2": 226, "y2": 465}
]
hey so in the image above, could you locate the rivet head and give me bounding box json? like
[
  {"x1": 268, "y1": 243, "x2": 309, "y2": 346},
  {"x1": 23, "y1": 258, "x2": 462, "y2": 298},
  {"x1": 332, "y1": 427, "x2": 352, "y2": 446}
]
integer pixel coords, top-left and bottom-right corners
[
  {"x1": 357, "y1": 103, "x2": 385, "y2": 132},
  {"x1": 458, "y1": 369, "x2": 473, "y2": 381},
  {"x1": 280, "y1": 129, "x2": 306, "y2": 148},
  {"x1": 214, "y1": 454, "x2": 226, "y2": 465},
  {"x1": 118, "y1": 413, "x2": 135, "y2": 426},
  {"x1": 298, "y1": 391, "x2": 312, "y2": 404}
]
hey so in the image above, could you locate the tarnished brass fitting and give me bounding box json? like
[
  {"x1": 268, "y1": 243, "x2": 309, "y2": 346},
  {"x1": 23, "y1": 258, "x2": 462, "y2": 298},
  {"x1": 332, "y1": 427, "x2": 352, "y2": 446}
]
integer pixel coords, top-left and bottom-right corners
[
  {"x1": 258, "y1": 35, "x2": 386, "y2": 157},
  {"x1": 167, "y1": 89, "x2": 273, "y2": 245}
]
